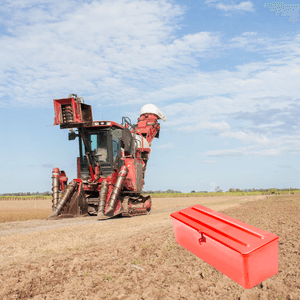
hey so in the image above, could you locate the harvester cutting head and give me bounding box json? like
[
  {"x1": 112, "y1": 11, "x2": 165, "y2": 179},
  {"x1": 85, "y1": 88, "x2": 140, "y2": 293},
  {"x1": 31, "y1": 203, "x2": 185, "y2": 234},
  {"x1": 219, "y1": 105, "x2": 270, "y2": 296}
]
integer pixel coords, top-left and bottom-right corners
[{"x1": 47, "y1": 95, "x2": 165, "y2": 220}]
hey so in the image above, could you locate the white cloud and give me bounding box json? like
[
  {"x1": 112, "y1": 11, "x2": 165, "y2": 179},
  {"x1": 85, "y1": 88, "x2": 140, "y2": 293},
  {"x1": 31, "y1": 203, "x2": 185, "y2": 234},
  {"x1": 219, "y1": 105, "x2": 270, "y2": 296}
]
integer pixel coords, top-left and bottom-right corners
[
  {"x1": 217, "y1": 1, "x2": 254, "y2": 12},
  {"x1": 133, "y1": 35, "x2": 300, "y2": 107},
  {"x1": 205, "y1": 133, "x2": 300, "y2": 157},
  {"x1": 0, "y1": 0, "x2": 299, "y2": 161},
  {"x1": 129, "y1": 29, "x2": 300, "y2": 158},
  {"x1": 169, "y1": 32, "x2": 220, "y2": 54},
  {"x1": 0, "y1": 0, "x2": 222, "y2": 106},
  {"x1": 220, "y1": 131, "x2": 270, "y2": 146},
  {"x1": 241, "y1": 32, "x2": 257, "y2": 36},
  {"x1": 0, "y1": 1, "x2": 299, "y2": 118},
  {"x1": 177, "y1": 121, "x2": 230, "y2": 132},
  {"x1": 206, "y1": 1, "x2": 254, "y2": 12},
  {"x1": 206, "y1": 146, "x2": 281, "y2": 157},
  {"x1": 254, "y1": 121, "x2": 285, "y2": 130}
]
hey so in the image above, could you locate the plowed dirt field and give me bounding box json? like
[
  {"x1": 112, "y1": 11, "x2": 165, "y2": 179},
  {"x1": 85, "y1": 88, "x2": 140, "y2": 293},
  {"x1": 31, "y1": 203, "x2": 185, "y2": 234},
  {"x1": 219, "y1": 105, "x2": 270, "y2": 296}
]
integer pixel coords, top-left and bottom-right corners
[{"x1": 0, "y1": 195, "x2": 299, "y2": 300}]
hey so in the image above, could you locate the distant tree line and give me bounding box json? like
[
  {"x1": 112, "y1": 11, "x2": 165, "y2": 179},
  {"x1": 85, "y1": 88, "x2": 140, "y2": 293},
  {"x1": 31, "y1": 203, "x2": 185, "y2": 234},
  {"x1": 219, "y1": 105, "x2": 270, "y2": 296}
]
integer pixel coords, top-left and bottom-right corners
[
  {"x1": 228, "y1": 188, "x2": 298, "y2": 193},
  {"x1": 142, "y1": 189, "x2": 182, "y2": 194},
  {"x1": 1, "y1": 187, "x2": 298, "y2": 196},
  {"x1": 142, "y1": 187, "x2": 299, "y2": 195}
]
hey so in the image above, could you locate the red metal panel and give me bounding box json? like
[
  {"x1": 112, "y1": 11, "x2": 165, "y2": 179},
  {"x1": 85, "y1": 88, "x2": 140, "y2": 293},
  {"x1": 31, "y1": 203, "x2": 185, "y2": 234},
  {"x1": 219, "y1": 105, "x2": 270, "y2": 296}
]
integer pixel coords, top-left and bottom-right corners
[
  {"x1": 136, "y1": 114, "x2": 160, "y2": 144},
  {"x1": 170, "y1": 205, "x2": 279, "y2": 289},
  {"x1": 123, "y1": 158, "x2": 136, "y2": 191},
  {"x1": 77, "y1": 157, "x2": 81, "y2": 179}
]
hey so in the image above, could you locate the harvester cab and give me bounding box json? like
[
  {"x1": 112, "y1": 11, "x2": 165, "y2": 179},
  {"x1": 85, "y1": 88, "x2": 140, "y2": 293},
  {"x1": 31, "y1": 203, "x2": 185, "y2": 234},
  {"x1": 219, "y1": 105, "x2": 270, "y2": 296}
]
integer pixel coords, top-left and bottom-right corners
[{"x1": 47, "y1": 94, "x2": 166, "y2": 220}]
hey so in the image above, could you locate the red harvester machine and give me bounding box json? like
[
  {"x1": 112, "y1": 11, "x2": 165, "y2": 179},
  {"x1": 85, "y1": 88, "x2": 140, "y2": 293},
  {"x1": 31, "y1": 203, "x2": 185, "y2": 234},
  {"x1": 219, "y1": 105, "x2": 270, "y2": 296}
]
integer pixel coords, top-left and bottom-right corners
[{"x1": 47, "y1": 94, "x2": 166, "y2": 220}]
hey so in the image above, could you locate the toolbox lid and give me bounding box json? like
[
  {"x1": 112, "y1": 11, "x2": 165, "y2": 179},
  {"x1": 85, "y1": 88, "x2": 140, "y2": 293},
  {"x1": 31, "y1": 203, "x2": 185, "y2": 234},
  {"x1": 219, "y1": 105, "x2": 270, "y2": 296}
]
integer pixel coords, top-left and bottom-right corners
[{"x1": 170, "y1": 205, "x2": 279, "y2": 254}]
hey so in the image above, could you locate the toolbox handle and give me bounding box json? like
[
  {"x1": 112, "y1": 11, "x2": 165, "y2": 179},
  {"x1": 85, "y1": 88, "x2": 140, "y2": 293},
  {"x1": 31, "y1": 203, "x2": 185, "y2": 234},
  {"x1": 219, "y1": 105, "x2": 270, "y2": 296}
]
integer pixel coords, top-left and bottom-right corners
[{"x1": 198, "y1": 231, "x2": 206, "y2": 245}]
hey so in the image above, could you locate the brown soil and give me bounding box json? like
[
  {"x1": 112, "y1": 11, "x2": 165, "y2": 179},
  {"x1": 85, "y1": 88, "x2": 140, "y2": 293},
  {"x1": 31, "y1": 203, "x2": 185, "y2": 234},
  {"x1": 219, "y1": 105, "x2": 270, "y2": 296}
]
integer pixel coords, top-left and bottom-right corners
[{"x1": 0, "y1": 195, "x2": 299, "y2": 300}]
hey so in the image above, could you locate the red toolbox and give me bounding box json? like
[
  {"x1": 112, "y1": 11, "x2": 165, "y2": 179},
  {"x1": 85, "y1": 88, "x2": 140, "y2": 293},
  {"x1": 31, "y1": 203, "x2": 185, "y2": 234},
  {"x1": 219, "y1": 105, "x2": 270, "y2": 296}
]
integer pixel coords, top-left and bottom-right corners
[{"x1": 170, "y1": 205, "x2": 279, "y2": 289}]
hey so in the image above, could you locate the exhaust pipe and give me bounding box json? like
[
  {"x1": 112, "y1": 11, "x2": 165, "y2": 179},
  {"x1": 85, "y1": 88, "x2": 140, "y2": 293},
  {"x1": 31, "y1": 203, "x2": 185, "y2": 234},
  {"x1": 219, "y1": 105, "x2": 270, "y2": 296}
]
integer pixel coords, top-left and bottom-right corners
[
  {"x1": 47, "y1": 180, "x2": 77, "y2": 220},
  {"x1": 105, "y1": 166, "x2": 128, "y2": 215},
  {"x1": 97, "y1": 179, "x2": 109, "y2": 218},
  {"x1": 52, "y1": 168, "x2": 60, "y2": 210}
]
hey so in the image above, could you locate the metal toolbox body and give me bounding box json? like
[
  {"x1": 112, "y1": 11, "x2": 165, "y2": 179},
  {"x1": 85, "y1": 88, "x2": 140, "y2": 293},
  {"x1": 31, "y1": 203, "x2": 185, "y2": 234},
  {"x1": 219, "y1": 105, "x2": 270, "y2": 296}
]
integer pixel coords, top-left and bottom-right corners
[{"x1": 170, "y1": 205, "x2": 279, "y2": 289}]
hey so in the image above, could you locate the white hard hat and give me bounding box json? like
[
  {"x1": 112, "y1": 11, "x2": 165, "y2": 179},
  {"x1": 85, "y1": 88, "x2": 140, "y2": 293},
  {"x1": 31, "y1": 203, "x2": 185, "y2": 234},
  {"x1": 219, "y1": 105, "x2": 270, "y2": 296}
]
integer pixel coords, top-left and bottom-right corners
[{"x1": 140, "y1": 104, "x2": 166, "y2": 122}]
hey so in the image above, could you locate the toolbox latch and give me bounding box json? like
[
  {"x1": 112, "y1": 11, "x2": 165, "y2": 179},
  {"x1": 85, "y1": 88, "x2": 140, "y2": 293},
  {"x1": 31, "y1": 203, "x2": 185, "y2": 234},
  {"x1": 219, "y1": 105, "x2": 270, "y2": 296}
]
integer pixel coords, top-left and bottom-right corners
[{"x1": 198, "y1": 231, "x2": 206, "y2": 245}]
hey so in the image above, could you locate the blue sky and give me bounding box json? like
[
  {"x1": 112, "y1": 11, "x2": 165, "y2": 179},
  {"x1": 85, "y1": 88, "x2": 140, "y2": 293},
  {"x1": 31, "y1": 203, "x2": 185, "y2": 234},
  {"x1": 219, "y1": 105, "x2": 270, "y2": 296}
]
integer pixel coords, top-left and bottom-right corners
[{"x1": 0, "y1": 0, "x2": 299, "y2": 193}]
